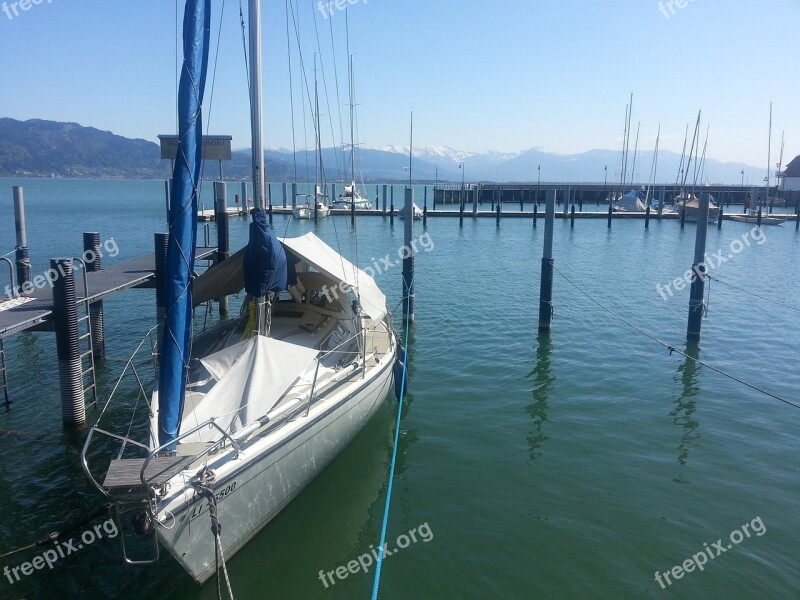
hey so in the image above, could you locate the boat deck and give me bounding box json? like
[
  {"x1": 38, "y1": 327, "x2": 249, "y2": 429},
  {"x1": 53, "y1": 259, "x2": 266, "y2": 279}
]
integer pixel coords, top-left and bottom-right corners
[{"x1": 0, "y1": 247, "x2": 217, "y2": 339}]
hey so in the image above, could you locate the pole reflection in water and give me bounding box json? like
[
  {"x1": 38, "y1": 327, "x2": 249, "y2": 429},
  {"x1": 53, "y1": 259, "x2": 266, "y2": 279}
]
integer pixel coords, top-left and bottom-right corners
[
  {"x1": 526, "y1": 332, "x2": 554, "y2": 462},
  {"x1": 670, "y1": 341, "x2": 702, "y2": 483}
]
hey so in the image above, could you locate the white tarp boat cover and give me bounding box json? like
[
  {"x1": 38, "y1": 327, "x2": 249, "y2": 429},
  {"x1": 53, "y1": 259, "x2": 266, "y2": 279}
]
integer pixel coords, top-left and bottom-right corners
[
  {"x1": 281, "y1": 232, "x2": 387, "y2": 324},
  {"x1": 178, "y1": 335, "x2": 319, "y2": 444}
]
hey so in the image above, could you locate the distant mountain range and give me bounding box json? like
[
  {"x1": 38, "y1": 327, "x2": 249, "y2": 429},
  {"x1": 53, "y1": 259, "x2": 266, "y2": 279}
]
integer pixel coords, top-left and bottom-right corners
[{"x1": 0, "y1": 118, "x2": 767, "y2": 185}]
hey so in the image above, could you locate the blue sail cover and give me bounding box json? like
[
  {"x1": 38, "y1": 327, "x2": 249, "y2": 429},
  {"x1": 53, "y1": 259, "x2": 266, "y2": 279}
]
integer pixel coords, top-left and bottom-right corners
[
  {"x1": 244, "y1": 208, "x2": 288, "y2": 296},
  {"x1": 157, "y1": 0, "x2": 211, "y2": 449}
]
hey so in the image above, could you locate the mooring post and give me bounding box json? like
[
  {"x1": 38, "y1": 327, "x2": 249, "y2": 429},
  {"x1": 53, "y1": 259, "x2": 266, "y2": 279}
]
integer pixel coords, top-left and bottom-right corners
[
  {"x1": 607, "y1": 204, "x2": 613, "y2": 228},
  {"x1": 496, "y1": 202, "x2": 501, "y2": 227},
  {"x1": 769, "y1": 199, "x2": 774, "y2": 215},
  {"x1": 533, "y1": 203, "x2": 538, "y2": 228},
  {"x1": 538, "y1": 189, "x2": 556, "y2": 331},
  {"x1": 154, "y1": 233, "x2": 169, "y2": 357},
  {"x1": 51, "y1": 258, "x2": 85, "y2": 426},
  {"x1": 796, "y1": 202, "x2": 800, "y2": 231},
  {"x1": 390, "y1": 187, "x2": 394, "y2": 225},
  {"x1": 241, "y1": 181, "x2": 249, "y2": 215},
  {"x1": 658, "y1": 186, "x2": 665, "y2": 219},
  {"x1": 214, "y1": 182, "x2": 230, "y2": 317},
  {"x1": 282, "y1": 182, "x2": 287, "y2": 208},
  {"x1": 82, "y1": 233, "x2": 105, "y2": 359},
  {"x1": 350, "y1": 184, "x2": 356, "y2": 226},
  {"x1": 570, "y1": 204, "x2": 576, "y2": 228},
  {"x1": 687, "y1": 194, "x2": 710, "y2": 340},
  {"x1": 757, "y1": 208, "x2": 762, "y2": 228},
  {"x1": 12, "y1": 186, "x2": 31, "y2": 294},
  {"x1": 402, "y1": 188, "x2": 415, "y2": 323},
  {"x1": 680, "y1": 206, "x2": 686, "y2": 228},
  {"x1": 717, "y1": 205, "x2": 723, "y2": 229},
  {"x1": 291, "y1": 182, "x2": 297, "y2": 210},
  {"x1": 431, "y1": 184, "x2": 436, "y2": 211},
  {"x1": 645, "y1": 205, "x2": 650, "y2": 229},
  {"x1": 472, "y1": 185, "x2": 478, "y2": 215},
  {"x1": 423, "y1": 187, "x2": 428, "y2": 227},
  {"x1": 563, "y1": 187, "x2": 570, "y2": 215}
]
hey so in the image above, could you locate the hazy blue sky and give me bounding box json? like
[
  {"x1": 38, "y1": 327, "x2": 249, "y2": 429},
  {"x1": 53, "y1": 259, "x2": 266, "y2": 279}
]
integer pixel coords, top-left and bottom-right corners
[{"x1": 1, "y1": 0, "x2": 798, "y2": 170}]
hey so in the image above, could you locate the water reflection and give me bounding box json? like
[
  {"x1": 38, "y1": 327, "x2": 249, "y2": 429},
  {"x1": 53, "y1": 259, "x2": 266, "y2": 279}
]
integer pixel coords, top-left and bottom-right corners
[
  {"x1": 671, "y1": 342, "x2": 702, "y2": 481},
  {"x1": 525, "y1": 332, "x2": 554, "y2": 462}
]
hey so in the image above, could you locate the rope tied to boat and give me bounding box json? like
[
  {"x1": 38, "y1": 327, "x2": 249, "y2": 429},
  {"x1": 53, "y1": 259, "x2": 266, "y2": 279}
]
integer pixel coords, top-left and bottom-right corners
[{"x1": 193, "y1": 468, "x2": 235, "y2": 600}]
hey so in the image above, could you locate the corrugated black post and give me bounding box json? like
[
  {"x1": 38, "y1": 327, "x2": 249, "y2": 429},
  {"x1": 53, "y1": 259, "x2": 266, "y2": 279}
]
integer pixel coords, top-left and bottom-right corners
[
  {"x1": 13, "y1": 186, "x2": 31, "y2": 295},
  {"x1": 645, "y1": 205, "x2": 650, "y2": 229},
  {"x1": 82, "y1": 232, "x2": 105, "y2": 359},
  {"x1": 214, "y1": 182, "x2": 230, "y2": 317},
  {"x1": 757, "y1": 208, "x2": 762, "y2": 228},
  {"x1": 538, "y1": 189, "x2": 556, "y2": 331},
  {"x1": 154, "y1": 233, "x2": 169, "y2": 357},
  {"x1": 717, "y1": 205, "x2": 723, "y2": 229},
  {"x1": 402, "y1": 188, "x2": 415, "y2": 323},
  {"x1": 680, "y1": 206, "x2": 686, "y2": 228},
  {"x1": 687, "y1": 194, "x2": 710, "y2": 340},
  {"x1": 607, "y1": 205, "x2": 612, "y2": 228},
  {"x1": 51, "y1": 258, "x2": 85, "y2": 426},
  {"x1": 496, "y1": 203, "x2": 501, "y2": 227},
  {"x1": 570, "y1": 204, "x2": 575, "y2": 228}
]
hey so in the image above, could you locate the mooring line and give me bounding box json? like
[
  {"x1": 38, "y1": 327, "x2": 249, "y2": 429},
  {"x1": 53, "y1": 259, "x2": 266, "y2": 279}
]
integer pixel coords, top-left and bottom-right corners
[
  {"x1": 552, "y1": 266, "x2": 800, "y2": 411},
  {"x1": 709, "y1": 274, "x2": 800, "y2": 314},
  {"x1": 370, "y1": 275, "x2": 414, "y2": 600}
]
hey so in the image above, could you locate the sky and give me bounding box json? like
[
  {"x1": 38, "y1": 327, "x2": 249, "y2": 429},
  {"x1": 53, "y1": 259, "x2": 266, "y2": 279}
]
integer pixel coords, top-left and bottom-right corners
[{"x1": 1, "y1": 0, "x2": 798, "y2": 171}]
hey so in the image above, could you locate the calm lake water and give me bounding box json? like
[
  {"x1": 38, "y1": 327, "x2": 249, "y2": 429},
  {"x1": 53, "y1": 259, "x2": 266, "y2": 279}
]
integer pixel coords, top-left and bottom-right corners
[{"x1": 0, "y1": 178, "x2": 798, "y2": 599}]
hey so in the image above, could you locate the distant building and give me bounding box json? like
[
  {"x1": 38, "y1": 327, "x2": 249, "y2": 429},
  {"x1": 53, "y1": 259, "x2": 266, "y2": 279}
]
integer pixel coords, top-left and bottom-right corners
[{"x1": 779, "y1": 155, "x2": 800, "y2": 191}]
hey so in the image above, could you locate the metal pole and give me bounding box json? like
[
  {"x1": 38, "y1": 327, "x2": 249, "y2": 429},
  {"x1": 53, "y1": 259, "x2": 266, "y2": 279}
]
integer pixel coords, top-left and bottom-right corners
[
  {"x1": 538, "y1": 189, "x2": 555, "y2": 331},
  {"x1": 390, "y1": 186, "x2": 394, "y2": 225},
  {"x1": 13, "y1": 186, "x2": 31, "y2": 294},
  {"x1": 717, "y1": 205, "x2": 723, "y2": 229},
  {"x1": 402, "y1": 188, "x2": 415, "y2": 322},
  {"x1": 687, "y1": 194, "x2": 710, "y2": 340},
  {"x1": 533, "y1": 203, "x2": 537, "y2": 228}
]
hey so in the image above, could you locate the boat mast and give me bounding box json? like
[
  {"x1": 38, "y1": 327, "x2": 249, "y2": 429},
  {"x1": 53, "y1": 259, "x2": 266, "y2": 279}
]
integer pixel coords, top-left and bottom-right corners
[
  {"x1": 765, "y1": 101, "x2": 772, "y2": 212},
  {"x1": 248, "y1": 0, "x2": 265, "y2": 210}
]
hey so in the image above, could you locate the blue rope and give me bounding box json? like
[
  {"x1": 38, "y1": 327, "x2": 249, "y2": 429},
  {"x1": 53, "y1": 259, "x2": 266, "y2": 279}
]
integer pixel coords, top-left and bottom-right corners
[{"x1": 370, "y1": 278, "x2": 414, "y2": 600}]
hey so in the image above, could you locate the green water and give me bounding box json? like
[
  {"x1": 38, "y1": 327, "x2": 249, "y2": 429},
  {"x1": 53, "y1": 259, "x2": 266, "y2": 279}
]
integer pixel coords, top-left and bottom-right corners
[{"x1": 0, "y1": 179, "x2": 798, "y2": 599}]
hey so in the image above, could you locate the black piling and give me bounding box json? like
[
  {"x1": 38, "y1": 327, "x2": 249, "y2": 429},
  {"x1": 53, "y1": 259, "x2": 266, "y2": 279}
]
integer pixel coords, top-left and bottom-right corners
[
  {"x1": 291, "y1": 182, "x2": 297, "y2": 209},
  {"x1": 423, "y1": 187, "x2": 428, "y2": 227},
  {"x1": 390, "y1": 187, "x2": 394, "y2": 225},
  {"x1": 680, "y1": 206, "x2": 686, "y2": 229},
  {"x1": 282, "y1": 182, "x2": 287, "y2": 208},
  {"x1": 757, "y1": 208, "x2": 762, "y2": 228},
  {"x1": 154, "y1": 233, "x2": 169, "y2": 356},
  {"x1": 533, "y1": 204, "x2": 537, "y2": 228},
  {"x1": 459, "y1": 203, "x2": 464, "y2": 227},
  {"x1": 496, "y1": 203, "x2": 501, "y2": 227},
  {"x1": 717, "y1": 205, "x2": 723, "y2": 229},
  {"x1": 402, "y1": 188, "x2": 415, "y2": 322},
  {"x1": 769, "y1": 199, "x2": 774, "y2": 215},
  {"x1": 538, "y1": 189, "x2": 556, "y2": 331},
  {"x1": 51, "y1": 258, "x2": 84, "y2": 426},
  {"x1": 519, "y1": 193, "x2": 523, "y2": 212},
  {"x1": 607, "y1": 205, "x2": 613, "y2": 228},
  {"x1": 12, "y1": 186, "x2": 31, "y2": 294},
  {"x1": 351, "y1": 191, "x2": 356, "y2": 227},
  {"x1": 214, "y1": 182, "x2": 230, "y2": 317},
  {"x1": 687, "y1": 194, "x2": 710, "y2": 340},
  {"x1": 82, "y1": 232, "x2": 105, "y2": 359},
  {"x1": 570, "y1": 204, "x2": 575, "y2": 228},
  {"x1": 645, "y1": 205, "x2": 650, "y2": 229},
  {"x1": 796, "y1": 203, "x2": 799, "y2": 231}
]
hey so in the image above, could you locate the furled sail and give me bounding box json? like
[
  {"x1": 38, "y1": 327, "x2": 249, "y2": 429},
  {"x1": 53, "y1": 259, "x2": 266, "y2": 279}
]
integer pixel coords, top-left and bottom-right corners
[
  {"x1": 157, "y1": 0, "x2": 211, "y2": 449},
  {"x1": 243, "y1": 207, "x2": 288, "y2": 297}
]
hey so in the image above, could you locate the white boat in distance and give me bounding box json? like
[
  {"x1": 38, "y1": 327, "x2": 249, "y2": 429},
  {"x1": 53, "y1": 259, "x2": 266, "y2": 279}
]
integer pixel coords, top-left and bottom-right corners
[
  {"x1": 399, "y1": 201, "x2": 423, "y2": 220},
  {"x1": 332, "y1": 181, "x2": 372, "y2": 210},
  {"x1": 82, "y1": 0, "x2": 400, "y2": 585},
  {"x1": 293, "y1": 187, "x2": 331, "y2": 220}
]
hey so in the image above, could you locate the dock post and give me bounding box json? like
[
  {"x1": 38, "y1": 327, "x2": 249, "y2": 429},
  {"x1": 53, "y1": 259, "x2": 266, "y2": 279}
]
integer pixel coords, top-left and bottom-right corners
[
  {"x1": 607, "y1": 205, "x2": 613, "y2": 228},
  {"x1": 757, "y1": 208, "x2": 762, "y2": 228},
  {"x1": 82, "y1": 233, "x2": 105, "y2": 359},
  {"x1": 390, "y1": 187, "x2": 394, "y2": 225},
  {"x1": 241, "y1": 181, "x2": 249, "y2": 215},
  {"x1": 472, "y1": 185, "x2": 478, "y2": 215},
  {"x1": 459, "y1": 203, "x2": 464, "y2": 227},
  {"x1": 717, "y1": 205, "x2": 723, "y2": 229},
  {"x1": 796, "y1": 203, "x2": 799, "y2": 231},
  {"x1": 214, "y1": 182, "x2": 230, "y2": 317},
  {"x1": 423, "y1": 188, "x2": 428, "y2": 227},
  {"x1": 12, "y1": 186, "x2": 31, "y2": 294},
  {"x1": 431, "y1": 184, "x2": 435, "y2": 211},
  {"x1": 769, "y1": 199, "x2": 773, "y2": 214},
  {"x1": 291, "y1": 182, "x2": 297, "y2": 210},
  {"x1": 282, "y1": 182, "x2": 287, "y2": 208},
  {"x1": 51, "y1": 258, "x2": 85, "y2": 426},
  {"x1": 645, "y1": 205, "x2": 650, "y2": 229},
  {"x1": 538, "y1": 189, "x2": 556, "y2": 331},
  {"x1": 496, "y1": 203, "x2": 501, "y2": 227},
  {"x1": 533, "y1": 204, "x2": 538, "y2": 228},
  {"x1": 563, "y1": 187, "x2": 570, "y2": 215},
  {"x1": 687, "y1": 194, "x2": 710, "y2": 340},
  {"x1": 402, "y1": 188, "x2": 415, "y2": 323},
  {"x1": 658, "y1": 186, "x2": 666, "y2": 219},
  {"x1": 383, "y1": 184, "x2": 388, "y2": 214},
  {"x1": 154, "y1": 233, "x2": 169, "y2": 356},
  {"x1": 519, "y1": 192, "x2": 523, "y2": 212},
  {"x1": 570, "y1": 204, "x2": 575, "y2": 228},
  {"x1": 680, "y1": 206, "x2": 686, "y2": 228},
  {"x1": 351, "y1": 184, "x2": 356, "y2": 226}
]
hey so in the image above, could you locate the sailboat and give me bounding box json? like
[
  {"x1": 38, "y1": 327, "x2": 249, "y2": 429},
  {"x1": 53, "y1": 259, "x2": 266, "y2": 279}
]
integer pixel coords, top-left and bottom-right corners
[
  {"x1": 332, "y1": 180, "x2": 372, "y2": 210},
  {"x1": 292, "y1": 185, "x2": 331, "y2": 220},
  {"x1": 82, "y1": 0, "x2": 399, "y2": 584}
]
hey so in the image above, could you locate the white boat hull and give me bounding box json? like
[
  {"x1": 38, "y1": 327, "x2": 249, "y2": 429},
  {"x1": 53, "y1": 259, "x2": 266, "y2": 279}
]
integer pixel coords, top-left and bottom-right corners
[
  {"x1": 155, "y1": 355, "x2": 395, "y2": 583},
  {"x1": 293, "y1": 205, "x2": 330, "y2": 219}
]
